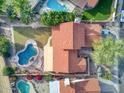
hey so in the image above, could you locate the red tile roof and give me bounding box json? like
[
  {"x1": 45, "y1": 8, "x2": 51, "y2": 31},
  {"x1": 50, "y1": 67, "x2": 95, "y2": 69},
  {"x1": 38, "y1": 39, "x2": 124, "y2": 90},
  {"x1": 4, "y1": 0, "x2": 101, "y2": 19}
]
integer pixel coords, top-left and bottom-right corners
[
  {"x1": 84, "y1": 24, "x2": 102, "y2": 47},
  {"x1": 75, "y1": 79, "x2": 100, "y2": 93},
  {"x1": 70, "y1": 0, "x2": 98, "y2": 8},
  {"x1": 52, "y1": 22, "x2": 101, "y2": 73},
  {"x1": 87, "y1": 0, "x2": 99, "y2": 7},
  {"x1": 70, "y1": 0, "x2": 87, "y2": 9},
  {"x1": 60, "y1": 80, "x2": 75, "y2": 93},
  {"x1": 60, "y1": 78, "x2": 100, "y2": 93}
]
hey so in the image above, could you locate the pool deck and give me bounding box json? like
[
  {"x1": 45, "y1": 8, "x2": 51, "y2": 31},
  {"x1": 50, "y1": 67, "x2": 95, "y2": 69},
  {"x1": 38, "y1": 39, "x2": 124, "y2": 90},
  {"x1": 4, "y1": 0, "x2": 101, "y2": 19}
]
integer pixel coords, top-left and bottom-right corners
[
  {"x1": 32, "y1": 80, "x2": 49, "y2": 93},
  {"x1": 58, "y1": 0, "x2": 75, "y2": 12},
  {"x1": 27, "y1": 81, "x2": 37, "y2": 93},
  {"x1": 40, "y1": 0, "x2": 75, "y2": 14}
]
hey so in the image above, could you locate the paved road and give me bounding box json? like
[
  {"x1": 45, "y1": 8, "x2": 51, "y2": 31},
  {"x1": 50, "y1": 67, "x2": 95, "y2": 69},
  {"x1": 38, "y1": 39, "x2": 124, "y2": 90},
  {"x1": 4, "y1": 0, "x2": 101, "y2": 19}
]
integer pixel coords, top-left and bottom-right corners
[
  {"x1": 116, "y1": 0, "x2": 124, "y2": 93},
  {"x1": 119, "y1": 0, "x2": 124, "y2": 36}
]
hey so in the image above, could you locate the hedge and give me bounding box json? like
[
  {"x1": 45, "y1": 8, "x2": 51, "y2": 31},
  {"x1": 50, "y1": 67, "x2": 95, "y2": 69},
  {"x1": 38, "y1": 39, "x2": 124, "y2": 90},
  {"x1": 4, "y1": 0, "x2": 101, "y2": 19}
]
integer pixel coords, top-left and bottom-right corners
[{"x1": 40, "y1": 11, "x2": 76, "y2": 26}]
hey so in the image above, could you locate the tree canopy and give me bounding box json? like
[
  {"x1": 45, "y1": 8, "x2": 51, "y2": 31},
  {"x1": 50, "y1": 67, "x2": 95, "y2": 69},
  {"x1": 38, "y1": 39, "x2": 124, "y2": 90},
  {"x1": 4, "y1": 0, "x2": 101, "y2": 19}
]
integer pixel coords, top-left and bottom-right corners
[
  {"x1": 6, "y1": 5, "x2": 17, "y2": 20},
  {"x1": 41, "y1": 11, "x2": 76, "y2": 26},
  {"x1": 6, "y1": 0, "x2": 33, "y2": 24},
  {"x1": 20, "y1": 2, "x2": 33, "y2": 24},
  {"x1": 0, "y1": 0, "x2": 5, "y2": 13},
  {"x1": 3, "y1": 67, "x2": 15, "y2": 76},
  {"x1": 92, "y1": 37, "x2": 124, "y2": 67},
  {"x1": 0, "y1": 36, "x2": 10, "y2": 56}
]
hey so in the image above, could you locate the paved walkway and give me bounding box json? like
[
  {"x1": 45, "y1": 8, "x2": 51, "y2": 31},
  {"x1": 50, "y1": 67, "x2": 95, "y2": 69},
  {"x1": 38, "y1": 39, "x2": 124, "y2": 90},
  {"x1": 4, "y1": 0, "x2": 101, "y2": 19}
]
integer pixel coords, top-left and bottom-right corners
[{"x1": 99, "y1": 78, "x2": 119, "y2": 93}]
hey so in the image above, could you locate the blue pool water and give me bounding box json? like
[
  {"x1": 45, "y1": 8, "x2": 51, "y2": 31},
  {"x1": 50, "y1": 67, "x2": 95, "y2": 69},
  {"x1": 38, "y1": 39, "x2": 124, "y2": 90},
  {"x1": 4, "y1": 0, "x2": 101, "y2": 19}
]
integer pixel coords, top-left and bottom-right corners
[
  {"x1": 47, "y1": 0, "x2": 67, "y2": 11},
  {"x1": 17, "y1": 80, "x2": 30, "y2": 93},
  {"x1": 18, "y1": 44, "x2": 37, "y2": 65}
]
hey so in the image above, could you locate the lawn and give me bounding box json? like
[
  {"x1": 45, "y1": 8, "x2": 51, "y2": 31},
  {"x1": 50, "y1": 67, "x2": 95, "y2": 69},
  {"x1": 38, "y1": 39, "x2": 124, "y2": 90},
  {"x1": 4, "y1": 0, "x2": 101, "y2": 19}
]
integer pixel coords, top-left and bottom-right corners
[
  {"x1": 14, "y1": 27, "x2": 51, "y2": 51},
  {"x1": 82, "y1": 0, "x2": 113, "y2": 20}
]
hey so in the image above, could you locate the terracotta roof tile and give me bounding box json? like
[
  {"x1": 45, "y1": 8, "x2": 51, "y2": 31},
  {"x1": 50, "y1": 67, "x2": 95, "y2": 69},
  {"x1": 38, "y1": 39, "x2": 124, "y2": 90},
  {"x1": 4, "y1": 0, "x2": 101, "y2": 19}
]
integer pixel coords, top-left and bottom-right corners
[
  {"x1": 87, "y1": 0, "x2": 99, "y2": 7},
  {"x1": 59, "y1": 78, "x2": 100, "y2": 93},
  {"x1": 52, "y1": 22, "x2": 101, "y2": 73},
  {"x1": 70, "y1": 0, "x2": 87, "y2": 9},
  {"x1": 70, "y1": 0, "x2": 98, "y2": 8}
]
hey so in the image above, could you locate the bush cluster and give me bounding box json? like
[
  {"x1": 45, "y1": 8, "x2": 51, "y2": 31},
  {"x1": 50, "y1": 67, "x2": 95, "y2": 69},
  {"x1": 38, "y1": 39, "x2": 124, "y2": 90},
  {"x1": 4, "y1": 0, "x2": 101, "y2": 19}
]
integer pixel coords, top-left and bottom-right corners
[{"x1": 41, "y1": 11, "x2": 76, "y2": 26}]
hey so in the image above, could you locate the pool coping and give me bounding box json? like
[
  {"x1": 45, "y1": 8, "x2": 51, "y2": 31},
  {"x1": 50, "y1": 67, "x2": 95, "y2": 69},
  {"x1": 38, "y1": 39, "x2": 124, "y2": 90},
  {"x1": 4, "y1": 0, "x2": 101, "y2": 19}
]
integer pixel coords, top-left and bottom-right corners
[
  {"x1": 15, "y1": 40, "x2": 39, "y2": 67},
  {"x1": 16, "y1": 79, "x2": 36, "y2": 93},
  {"x1": 16, "y1": 80, "x2": 30, "y2": 93},
  {"x1": 40, "y1": 0, "x2": 74, "y2": 14}
]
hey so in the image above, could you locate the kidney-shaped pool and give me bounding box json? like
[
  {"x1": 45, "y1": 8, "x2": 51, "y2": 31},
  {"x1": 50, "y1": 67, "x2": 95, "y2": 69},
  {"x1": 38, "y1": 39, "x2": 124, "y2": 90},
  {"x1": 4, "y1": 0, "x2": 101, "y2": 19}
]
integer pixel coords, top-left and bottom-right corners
[{"x1": 18, "y1": 44, "x2": 37, "y2": 66}]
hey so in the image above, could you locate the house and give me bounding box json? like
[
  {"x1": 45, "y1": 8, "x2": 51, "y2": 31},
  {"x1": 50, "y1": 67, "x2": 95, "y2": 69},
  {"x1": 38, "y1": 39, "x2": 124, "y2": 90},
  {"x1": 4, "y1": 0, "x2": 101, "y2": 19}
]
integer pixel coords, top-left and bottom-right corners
[
  {"x1": 69, "y1": 0, "x2": 99, "y2": 9},
  {"x1": 38, "y1": 78, "x2": 100, "y2": 93},
  {"x1": 49, "y1": 78, "x2": 100, "y2": 93},
  {"x1": 44, "y1": 22, "x2": 102, "y2": 73}
]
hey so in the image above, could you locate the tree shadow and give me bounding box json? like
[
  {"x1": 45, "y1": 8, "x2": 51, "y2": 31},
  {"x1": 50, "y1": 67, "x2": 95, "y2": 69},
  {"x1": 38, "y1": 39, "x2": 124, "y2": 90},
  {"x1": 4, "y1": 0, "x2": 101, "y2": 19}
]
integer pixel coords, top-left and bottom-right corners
[
  {"x1": 15, "y1": 43, "x2": 25, "y2": 52},
  {"x1": 35, "y1": 40, "x2": 44, "y2": 49}
]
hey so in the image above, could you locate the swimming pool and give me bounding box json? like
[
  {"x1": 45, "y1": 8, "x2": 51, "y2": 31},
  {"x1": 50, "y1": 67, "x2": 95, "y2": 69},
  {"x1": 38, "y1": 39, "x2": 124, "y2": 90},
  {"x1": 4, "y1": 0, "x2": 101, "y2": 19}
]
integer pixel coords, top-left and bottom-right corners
[
  {"x1": 17, "y1": 80, "x2": 30, "y2": 93},
  {"x1": 47, "y1": 0, "x2": 67, "y2": 11},
  {"x1": 18, "y1": 44, "x2": 37, "y2": 66}
]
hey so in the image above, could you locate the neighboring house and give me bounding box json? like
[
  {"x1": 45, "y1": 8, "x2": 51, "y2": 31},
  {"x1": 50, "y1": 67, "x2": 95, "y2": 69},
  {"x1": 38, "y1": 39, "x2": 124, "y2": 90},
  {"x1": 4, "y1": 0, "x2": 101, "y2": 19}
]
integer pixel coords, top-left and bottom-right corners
[
  {"x1": 68, "y1": 0, "x2": 99, "y2": 9},
  {"x1": 44, "y1": 22, "x2": 102, "y2": 73},
  {"x1": 87, "y1": 0, "x2": 99, "y2": 8},
  {"x1": 37, "y1": 78, "x2": 100, "y2": 93},
  {"x1": 49, "y1": 78, "x2": 100, "y2": 93}
]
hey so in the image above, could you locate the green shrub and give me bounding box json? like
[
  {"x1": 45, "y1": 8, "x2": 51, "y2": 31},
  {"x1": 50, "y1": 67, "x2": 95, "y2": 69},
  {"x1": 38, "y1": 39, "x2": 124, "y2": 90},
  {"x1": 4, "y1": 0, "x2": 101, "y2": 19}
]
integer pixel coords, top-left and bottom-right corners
[
  {"x1": 20, "y1": 3, "x2": 34, "y2": 24},
  {"x1": 6, "y1": 0, "x2": 34, "y2": 24},
  {"x1": 41, "y1": 11, "x2": 76, "y2": 26},
  {"x1": 102, "y1": 71, "x2": 112, "y2": 80},
  {"x1": 0, "y1": 0, "x2": 5, "y2": 13},
  {"x1": 0, "y1": 36, "x2": 11, "y2": 57},
  {"x1": 6, "y1": 5, "x2": 17, "y2": 21},
  {"x1": 3, "y1": 67, "x2": 15, "y2": 76},
  {"x1": 44, "y1": 74, "x2": 53, "y2": 81}
]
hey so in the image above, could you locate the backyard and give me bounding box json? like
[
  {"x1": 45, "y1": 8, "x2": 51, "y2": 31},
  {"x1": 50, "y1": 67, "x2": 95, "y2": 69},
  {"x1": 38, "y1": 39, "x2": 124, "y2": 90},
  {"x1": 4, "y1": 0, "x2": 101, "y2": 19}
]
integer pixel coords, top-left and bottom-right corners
[
  {"x1": 82, "y1": 0, "x2": 113, "y2": 21},
  {"x1": 13, "y1": 27, "x2": 51, "y2": 51}
]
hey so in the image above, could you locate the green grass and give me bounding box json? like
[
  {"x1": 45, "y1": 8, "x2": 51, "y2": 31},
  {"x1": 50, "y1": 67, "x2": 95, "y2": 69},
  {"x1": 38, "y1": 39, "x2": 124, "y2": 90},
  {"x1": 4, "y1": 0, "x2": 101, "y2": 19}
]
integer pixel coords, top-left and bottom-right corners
[
  {"x1": 14, "y1": 27, "x2": 51, "y2": 51},
  {"x1": 82, "y1": 0, "x2": 113, "y2": 20}
]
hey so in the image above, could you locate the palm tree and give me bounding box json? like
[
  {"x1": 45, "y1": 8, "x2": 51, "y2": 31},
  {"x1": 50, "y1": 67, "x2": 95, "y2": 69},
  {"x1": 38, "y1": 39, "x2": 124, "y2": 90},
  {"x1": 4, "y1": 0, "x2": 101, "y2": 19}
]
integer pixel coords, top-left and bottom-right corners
[{"x1": 92, "y1": 37, "x2": 124, "y2": 67}]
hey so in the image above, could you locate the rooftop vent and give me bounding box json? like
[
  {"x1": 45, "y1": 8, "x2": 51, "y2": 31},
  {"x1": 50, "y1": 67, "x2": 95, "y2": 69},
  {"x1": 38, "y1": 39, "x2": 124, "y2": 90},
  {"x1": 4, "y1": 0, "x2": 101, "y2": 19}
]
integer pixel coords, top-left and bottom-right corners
[
  {"x1": 74, "y1": 17, "x2": 81, "y2": 23},
  {"x1": 64, "y1": 78, "x2": 70, "y2": 86}
]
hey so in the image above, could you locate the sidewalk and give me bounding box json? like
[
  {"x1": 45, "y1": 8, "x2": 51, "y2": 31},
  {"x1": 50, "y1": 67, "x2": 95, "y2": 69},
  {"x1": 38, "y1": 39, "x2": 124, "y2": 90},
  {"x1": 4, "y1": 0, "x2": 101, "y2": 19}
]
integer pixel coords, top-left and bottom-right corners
[{"x1": 0, "y1": 56, "x2": 12, "y2": 93}]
